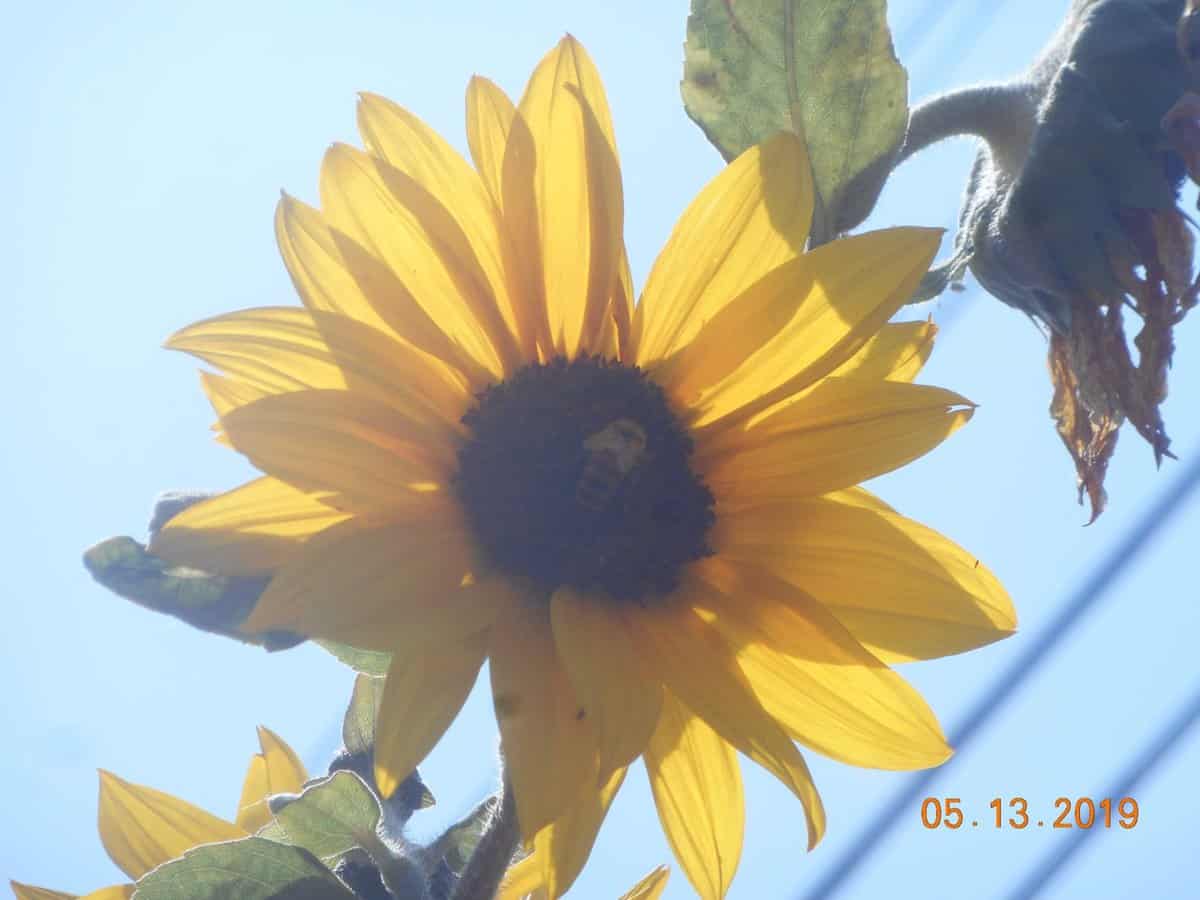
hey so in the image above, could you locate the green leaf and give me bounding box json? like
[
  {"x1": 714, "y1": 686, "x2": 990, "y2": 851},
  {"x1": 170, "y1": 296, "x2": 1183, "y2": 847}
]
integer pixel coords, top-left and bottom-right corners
[
  {"x1": 254, "y1": 817, "x2": 292, "y2": 845},
  {"x1": 83, "y1": 537, "x2": 303, "y2": 650},
  {"x1": 316, "y1": 640, "x2": 392, "y2": 676},
  {"x1": 342, "y1": 674, "x2": 386, "y2": 755},
  {"x1": 131, "y1": 836, "x2": 355, "y2": 900},
  {"x1": 682, "y1": 0, "x2": 908, "y2": 238},
  {"x1": 430, "y1": 796, "x2": 499, "y2": 874},
  {"x1": 273, "y1": 772, "x2": 382, "y2": 865}
]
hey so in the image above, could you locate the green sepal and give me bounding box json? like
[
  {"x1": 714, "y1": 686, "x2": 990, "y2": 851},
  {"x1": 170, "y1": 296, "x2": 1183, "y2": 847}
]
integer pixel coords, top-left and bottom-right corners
[
  {"x1": 429, "y1": 795, "x2": 499, "y2": 875},
  {"x1": 316, "y1": 640, "x2": 392, "y2": 676},
  {"x1": 272, "y1": 771, "x2": 383, "y2": 866},
  {"x1": 83, "y1": 536, "x2": 303, "y2": 650},
  {"x1": 342, "y1": 673, "x2": 386, "y2": 756}
]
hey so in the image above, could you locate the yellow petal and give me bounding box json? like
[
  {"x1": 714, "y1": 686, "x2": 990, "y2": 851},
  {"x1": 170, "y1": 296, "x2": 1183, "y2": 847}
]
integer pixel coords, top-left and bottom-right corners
[
  {"x1": 10, "y1": 884, "x2": 76, "y2": 900},
  {"x1": 690, "y1": 227, "x2": 941, "y2": 429},
  {"x1": 148, "y1": 476, "x2": 350, "y2": 576},
  {"x1": 699, "y1": 379, "x2": 974, "y2": 504},
  {"x1": 534, "y1": 766, "x2": 627, "y2": 898},
  {"x1": 691, "y1": 562, "x2": 953, "y2": 769},
  {"x1": 12, "y1": 888, "x2": 134, "y2": 900},
  {"x1": 358, "y1": 92, "x2": 535, "y2": 362},
  {"x1": 517, "y1": 35, "x2": 623, "y2": 358},
  {"x1": 634, "y1": 132, "x2": 813, "y2": 366},
  {"x1": 466, "y1": 78, "x2": 556, "y2": 359},
  {"x1": 716, "y1": 492, "x2": 1016, "y2": 663},
  {"x1": 233, "y1": 726, "x2": 312, "y2": 832},
  {"x1": 551, "y1": 588, "x2": 662, "y2": 774},
  {"x1": 260, "y1": 726, "x2": 308, "y2": 793},
  {"x1": 234, "y1": 754, "x2": 271, "y2": 832},
  {"x1": 618, "y1": 867, "x2": 671, "y2": 900},
  {"x1": 166, "y1": 306, "x2": 345, "y2": 395},
  {"x1": 198, "y1": 371, "x2": 267, "y2": 421},
  {"x1": 652, "y1": 254, "x2": 839, "y2": 407},
  {"x1": 218, "y1": 389, "x2": 450, "y2": 515},
  {"x1": 630, "y1": 604, "x2": 825, "y2": 850},
  {"x1": 245, "y1": 512, "x2": 511, "y2": 653},
  {"x1": 496, "y1": 857, "x2": 545, "y2": 900},
  {"x1": 829, "y1": 485, "x2": 897, "y2": 513},
  {"x1": 167, "y1": 306, "x2": 468, "y2": 439},
  {"x1": 319, "y1": 143, "x2": 506, "y2": 379},
  {"x1": 612, "y1": 247, "x2": 635, "y2": 362},
  {"x1": 590, "y1": 243, "x2": 634, "y2": 360},
  {"x1": 466, "y1": 76, "x2": 517, "y2": 210},
  {"x1": 275, "y1": 194, "x2": 488, "y2": 387},
  {"x1": 374, "y1": 631, "x2": 489, "y2": 798},
  {"x1": 303, "y1": 310, "x2": 469, "y2": 427},
  {"x1": 275, "y1": 192, "x2": 392, "y2": 331},
  {"x1": 97, "y1": 770, "x2": 245, "y2": 880},
  {"x1": 828, "y1": 320, "x2": 937, "y2": 383},
  {"x1": 643, "y1": 691, "x2": 743, "y2": 900},
  {"x1": 491, "y1": 602, "x2": 599, "y2": 841}
]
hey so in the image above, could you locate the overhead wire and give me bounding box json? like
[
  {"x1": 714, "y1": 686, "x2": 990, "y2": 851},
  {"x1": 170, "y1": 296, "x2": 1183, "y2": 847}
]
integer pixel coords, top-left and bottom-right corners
[
  {"x1": 895, "y1": 0, "x2": 1019, "y2": 333},
  {"x1": 1005, "y1": 679, "x2": 1200, "y2": 899},
  {"x1": 798, "y1": 448, "x2": 1200, "y2": 900},
  {"x1": 895, "y1": 0, "x2": 959, "y2": 58},
  {"x1": 808, "y1": 0, "x2": 1200, "y2": 884}
]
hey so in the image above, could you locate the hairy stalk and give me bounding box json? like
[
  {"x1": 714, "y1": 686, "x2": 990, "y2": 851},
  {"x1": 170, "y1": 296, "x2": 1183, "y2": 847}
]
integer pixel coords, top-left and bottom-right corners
[
  {"x1": 451, "y1": 779, "x2": 520, "y2": 900},
  {"x1": 899, "y1": 82, "x2": 1038, "y2": 176}
]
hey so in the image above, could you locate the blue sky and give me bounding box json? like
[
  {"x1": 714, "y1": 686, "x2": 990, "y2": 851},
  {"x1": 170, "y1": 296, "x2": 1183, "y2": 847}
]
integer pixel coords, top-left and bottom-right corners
[{"x1": 4, "y1": 1, "x2": 1199, "y2": 897}]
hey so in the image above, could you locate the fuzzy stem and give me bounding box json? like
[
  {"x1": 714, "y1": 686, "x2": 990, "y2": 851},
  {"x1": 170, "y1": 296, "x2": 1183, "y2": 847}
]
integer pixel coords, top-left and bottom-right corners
[
  {"x1": 899, "y1": 82, "x2": 1038, "y2": 174},
  {"x1": 451, "y1": 779, "x2": 520, "y2": 900}
]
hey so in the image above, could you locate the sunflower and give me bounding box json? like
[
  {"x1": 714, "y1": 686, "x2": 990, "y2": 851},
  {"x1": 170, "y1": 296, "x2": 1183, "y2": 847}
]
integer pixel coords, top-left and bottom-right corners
[
  {"x1": 150, "y1": 35, "x2": 1016, "y2": 899},
  {"x1": 10, "y1": 727, "x2": 307, "y2": 900}
]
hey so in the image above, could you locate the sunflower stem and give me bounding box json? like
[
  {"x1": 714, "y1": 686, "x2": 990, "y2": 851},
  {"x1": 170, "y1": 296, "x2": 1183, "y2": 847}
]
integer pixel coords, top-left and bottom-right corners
[
  {"x1": 450, "y1": 777, "x2": 519, "y2": 900},
  {"x1": 899, "y1": 82, "x2": 1038, "y2": 176}
]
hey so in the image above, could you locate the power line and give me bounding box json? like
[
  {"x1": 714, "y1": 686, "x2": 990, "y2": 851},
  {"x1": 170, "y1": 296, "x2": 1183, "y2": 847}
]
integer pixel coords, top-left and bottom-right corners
[
  {"x1": 1004, "y1": 679, "x2": 1200, "y2": 899},
  {"x1": 798, "y1": 447, "x2": 1200, "y2": 900},
  {"x1": 895, "y1": 0, "x2": 1018, "y2": 334},
  {"x1": 939, "y1": 0, "x2": 1017, "y2": 85},
  {"x1": 896, "y1": 0, "x2": 957, "y2": 55}
]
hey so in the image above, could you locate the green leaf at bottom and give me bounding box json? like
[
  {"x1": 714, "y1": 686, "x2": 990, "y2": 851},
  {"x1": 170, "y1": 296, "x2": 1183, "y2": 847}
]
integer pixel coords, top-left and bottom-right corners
[
  {"x1": 131, "y1": 837, "x2": 354, "y2": 900},
  {"x1": 273, "y1": 772, "x2": 382, "y2": 865}
]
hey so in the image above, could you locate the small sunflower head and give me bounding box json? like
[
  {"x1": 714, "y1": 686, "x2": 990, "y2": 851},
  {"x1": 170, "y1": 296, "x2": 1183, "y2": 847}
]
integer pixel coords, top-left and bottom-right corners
[{"x1": 937, "y1": 0, "x2": 1198, "y2": 519}]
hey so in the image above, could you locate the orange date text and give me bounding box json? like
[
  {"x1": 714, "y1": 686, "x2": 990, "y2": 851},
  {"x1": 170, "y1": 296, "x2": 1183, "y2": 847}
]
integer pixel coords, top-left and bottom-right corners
[{"x1": 919, "y1": 797, "x2": 1139, "y2": 830}]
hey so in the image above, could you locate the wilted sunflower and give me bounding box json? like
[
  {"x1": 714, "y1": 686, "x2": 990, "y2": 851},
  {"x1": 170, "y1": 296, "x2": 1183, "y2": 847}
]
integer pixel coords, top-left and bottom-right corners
[
  {"x1": 917, "y1": 0, "x2": 1199, "y2": 519},
  {"x1": 151, "y1": 36, "x2": 1016, "y2": 898},
  {"x1": 9, "y1": 727, "x2": 306, "y2": 900}
]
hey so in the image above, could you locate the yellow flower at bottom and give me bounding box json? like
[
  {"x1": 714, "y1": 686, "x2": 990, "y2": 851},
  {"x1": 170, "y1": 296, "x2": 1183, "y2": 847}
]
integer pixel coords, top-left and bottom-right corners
[
  {"x1": 9, "y1": 727, "x2": 306, "y2": 900},
  {"x1": 9, "y1": 888, "x2": 129, "y2": 900},
  {"x1": 150, "y1": 35, "x2": 1017, "y2": 899},
  {"x1": 500, "y1": 861, "x2": 670, "y2": 900}
]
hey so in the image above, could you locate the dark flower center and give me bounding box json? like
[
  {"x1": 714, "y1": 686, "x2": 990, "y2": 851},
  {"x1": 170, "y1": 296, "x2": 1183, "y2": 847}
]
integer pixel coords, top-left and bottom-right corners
[{"x1": 455, "y1": 356, "x2": 715, "y2": 603}]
